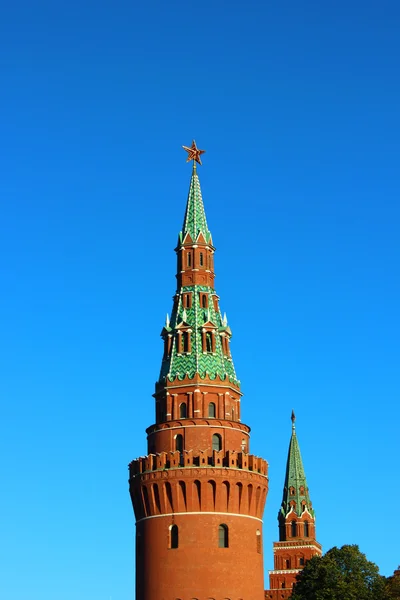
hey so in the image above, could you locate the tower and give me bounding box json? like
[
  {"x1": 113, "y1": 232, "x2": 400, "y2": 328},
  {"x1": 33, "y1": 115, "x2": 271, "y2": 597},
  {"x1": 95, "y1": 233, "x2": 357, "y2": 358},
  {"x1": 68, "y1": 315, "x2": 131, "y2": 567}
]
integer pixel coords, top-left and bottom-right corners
[
  {"x1": 266, "y1": 412, "x2": 322, "y2": 599},
  {"x1": 129, "y1": 142, "x2": 269, "y2": 600}
]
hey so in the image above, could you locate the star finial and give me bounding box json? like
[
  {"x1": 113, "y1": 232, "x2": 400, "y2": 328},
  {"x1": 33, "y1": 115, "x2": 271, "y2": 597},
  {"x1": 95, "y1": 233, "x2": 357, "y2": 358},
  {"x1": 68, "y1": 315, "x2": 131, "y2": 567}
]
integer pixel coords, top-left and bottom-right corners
[{"x1": 182, "y1": 140, "x2": 206, "y2": 166}]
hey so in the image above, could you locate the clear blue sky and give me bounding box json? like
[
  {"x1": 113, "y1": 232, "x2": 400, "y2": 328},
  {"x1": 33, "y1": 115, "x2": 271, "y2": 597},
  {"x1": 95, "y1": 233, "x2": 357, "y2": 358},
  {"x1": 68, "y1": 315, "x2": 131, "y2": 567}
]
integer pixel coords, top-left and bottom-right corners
[{"x1": 1, "y1": 1, "x2": 399, "y2": 598}]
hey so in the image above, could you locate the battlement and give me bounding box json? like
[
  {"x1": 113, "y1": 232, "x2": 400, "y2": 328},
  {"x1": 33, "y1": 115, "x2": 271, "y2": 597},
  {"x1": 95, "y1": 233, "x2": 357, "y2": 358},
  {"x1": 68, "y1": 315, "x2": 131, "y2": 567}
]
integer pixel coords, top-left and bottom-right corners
[{"x1": 129, "y1": 449, "x2": 268, "y2": 477}]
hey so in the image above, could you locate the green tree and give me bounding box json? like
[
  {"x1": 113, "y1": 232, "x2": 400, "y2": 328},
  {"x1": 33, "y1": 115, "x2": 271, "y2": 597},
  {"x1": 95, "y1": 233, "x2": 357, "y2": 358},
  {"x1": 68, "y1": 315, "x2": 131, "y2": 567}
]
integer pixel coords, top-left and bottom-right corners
[
  {"x1": 386, "y1": 567, "x2": 400, "y2": 599},
  {"x1": 290, "y1": 544, "x2": 388, "y2": 600}
]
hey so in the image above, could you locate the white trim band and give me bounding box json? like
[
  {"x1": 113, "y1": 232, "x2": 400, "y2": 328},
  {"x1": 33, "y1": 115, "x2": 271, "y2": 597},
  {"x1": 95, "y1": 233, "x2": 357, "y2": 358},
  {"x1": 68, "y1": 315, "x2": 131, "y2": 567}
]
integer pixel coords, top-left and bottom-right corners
[
  {"x1": 136, "y1": 511, "x2": 263, "y2": 524},
  {"x1": 148, "y1": 424, "x2": 250, "y2": 435}
]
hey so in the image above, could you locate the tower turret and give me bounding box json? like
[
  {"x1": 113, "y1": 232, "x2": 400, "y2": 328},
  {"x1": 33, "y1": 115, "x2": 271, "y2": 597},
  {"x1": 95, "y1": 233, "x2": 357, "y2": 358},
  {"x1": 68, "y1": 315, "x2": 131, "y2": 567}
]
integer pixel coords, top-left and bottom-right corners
[
  {"x1": 265, "y1": 412, "x2": 322, "y2": 600},
  {"x1": 129, "y1": 142, "x2": 269, "y2": 600}
]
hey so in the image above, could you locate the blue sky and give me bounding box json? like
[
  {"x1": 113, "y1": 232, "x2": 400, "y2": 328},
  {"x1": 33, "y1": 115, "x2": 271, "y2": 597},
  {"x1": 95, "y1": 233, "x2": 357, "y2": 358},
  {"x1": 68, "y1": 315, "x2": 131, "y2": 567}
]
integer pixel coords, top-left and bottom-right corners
[{"x1": 1, "y1": 1, "x2": 399, "y2": 598}]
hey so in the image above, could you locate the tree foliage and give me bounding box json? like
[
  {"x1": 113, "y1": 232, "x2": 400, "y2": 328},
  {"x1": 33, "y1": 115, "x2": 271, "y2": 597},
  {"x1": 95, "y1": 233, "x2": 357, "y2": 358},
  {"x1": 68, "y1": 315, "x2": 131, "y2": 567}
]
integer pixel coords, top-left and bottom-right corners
[
  {"x1": 386, "y1": 567, "x2": 400, "y2": 599},
  {"x1": 290, "y1": 544, "x2": 388, "y2": 600}
]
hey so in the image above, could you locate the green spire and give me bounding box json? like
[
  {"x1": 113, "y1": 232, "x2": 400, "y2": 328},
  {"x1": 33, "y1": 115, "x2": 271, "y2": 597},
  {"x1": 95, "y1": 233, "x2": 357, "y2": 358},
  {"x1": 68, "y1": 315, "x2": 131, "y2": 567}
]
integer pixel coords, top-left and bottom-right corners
[
  {"x1": 159, "y1": 166, "x2": 238, "y2": 386},
  {"x1": 179, "y1": 164, "x2": 212, "y2": 244},
  {"x1": 279, "y1": 411, "x2": 315, "y2": 518}
]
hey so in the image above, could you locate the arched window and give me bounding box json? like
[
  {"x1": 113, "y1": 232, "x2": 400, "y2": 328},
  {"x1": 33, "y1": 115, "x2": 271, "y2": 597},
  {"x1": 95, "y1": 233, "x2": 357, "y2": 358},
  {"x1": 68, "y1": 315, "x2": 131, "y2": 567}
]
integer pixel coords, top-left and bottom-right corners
[
  {"x1": 304, "y1": 521, "x2": 309, "y2": 537},
  {"x1": 291, "y1": 520, "x2": 297, "y2": 537},
  {"x1": 285, "y1": 559, "x2": 290, "y2": 568},
  {"x1": 256, "y1": 529, "x2": 261, "y2": 554},
  {"x1": 212, "y1": 433, "x2": 222, "y2": 451},
  {"x1": 299, "y1": 557, "x2": 305, "y2": 566},
  {"x1": 200, "y1": 252, "x2": 204, "y2": 266},
  {"x1": 206, "y1": 332, "x2": 213, "y2": 353},
  {"x1": 170, "y1": 524, "x2": 179, "y2": 548},
  {"x1": 202, "y1": 294, "x2": 207, "y2": 308},
  {"x1": 179, "y1": 403, "x2": 187, "y2": 418},
  {"x1": 218, "y1": 524, "x2": 228, "y2": 548},
  {"x1": 175, "y1": 434, "x2": 183, "y2": 453},
  {"x1": 208, "y1": 402, "x2": 216, "y2": 418}
]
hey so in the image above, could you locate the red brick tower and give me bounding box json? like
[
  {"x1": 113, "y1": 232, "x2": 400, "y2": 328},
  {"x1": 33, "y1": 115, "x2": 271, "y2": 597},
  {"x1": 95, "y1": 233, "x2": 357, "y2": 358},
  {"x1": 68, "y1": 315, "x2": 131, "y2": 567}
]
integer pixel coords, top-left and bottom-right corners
[
  {"x1": 265, "y1": 412, "x2": 322, "y2": 600},
  {"x1": 129, "y1": 142, "x2": 269, "y2": 600}
]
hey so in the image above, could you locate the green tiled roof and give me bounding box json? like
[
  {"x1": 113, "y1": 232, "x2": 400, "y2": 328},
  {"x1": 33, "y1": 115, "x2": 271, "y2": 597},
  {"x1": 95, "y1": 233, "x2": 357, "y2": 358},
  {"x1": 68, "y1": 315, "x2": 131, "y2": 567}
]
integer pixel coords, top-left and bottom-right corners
[
  {"x1": 280, "y1": 413, "x2": 315, "y2": 518},
  {"x1": 159, "y1": 285, "x2": 238, "y2": 384},
  {"x1": 179, "y1": 165, "x2": 212, "y2": 244}
]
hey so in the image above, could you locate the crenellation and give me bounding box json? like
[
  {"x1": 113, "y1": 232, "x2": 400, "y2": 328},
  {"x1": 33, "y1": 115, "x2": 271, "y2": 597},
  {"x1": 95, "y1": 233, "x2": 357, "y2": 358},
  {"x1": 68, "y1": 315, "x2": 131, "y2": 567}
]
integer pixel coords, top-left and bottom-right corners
[{"x1": 129, "y1": 450, "x2": 267, "y2": 477}]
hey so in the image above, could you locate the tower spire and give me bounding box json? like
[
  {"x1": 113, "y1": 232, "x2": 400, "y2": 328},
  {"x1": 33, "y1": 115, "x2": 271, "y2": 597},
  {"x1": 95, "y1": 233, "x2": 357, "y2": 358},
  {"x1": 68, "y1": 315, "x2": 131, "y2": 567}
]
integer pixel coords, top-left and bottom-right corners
[
  {"x1": 158, "y1": 144, "x2": 237, "y2": 384},
  {"x1": 266, "y1": 414, "x2": 322, "y2": 599},
  {"x1": 281, "y1": 411, "x2": 313, "y2": 519}
]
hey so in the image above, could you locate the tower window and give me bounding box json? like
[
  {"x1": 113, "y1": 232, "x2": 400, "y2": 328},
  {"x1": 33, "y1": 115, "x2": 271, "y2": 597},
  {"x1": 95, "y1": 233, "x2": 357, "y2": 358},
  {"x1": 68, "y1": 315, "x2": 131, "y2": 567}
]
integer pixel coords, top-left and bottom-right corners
[
  {"x1": 170, "y1": 524, "x2": 179, "y2": 549},
  {"x1": 299, "y1": 557, "x2": 305, "y2": 566},
  {"x1": 187, "y1": 252, "x2": 192, "y2": 267},
  {"x1": 285, "y1": 559, "x2": 290, "y2": 568},
  {"x1": 212, "y1": 433, "x2": 222, "y2": 451},
  {"x1": 206, "y1": 332, "x2": 212, "y2": 352},
  {"x1": 200, "y1": 252, "x2": 204, "y2": 266},
  {"x1": 202, "y1": 294, "x2": 207, "y2": 308},
  {"x1": 256, "y1": 529, "x2": 261, "y2": 554},
  {"x1": 208, "y1": 402, "x2": 216, "y2": 418},
  {"x1": 175, "y1": 434, "x2": 183, "y2": 453},
  {"x1": 182, "y1": 331, "x2": 189, "y2": 353},
  {"x1": 304, "y1": 521, "x2": 309, "y2": 537},
  {"x1": 179, "y1": 403, "x2": 187, "y2": 418},
  {"x1": 218, "y1": 524, "x2": 229, "y2": 548},
  {"x1": 291, "y1": 520, "x2": 297, "y2": 537}
]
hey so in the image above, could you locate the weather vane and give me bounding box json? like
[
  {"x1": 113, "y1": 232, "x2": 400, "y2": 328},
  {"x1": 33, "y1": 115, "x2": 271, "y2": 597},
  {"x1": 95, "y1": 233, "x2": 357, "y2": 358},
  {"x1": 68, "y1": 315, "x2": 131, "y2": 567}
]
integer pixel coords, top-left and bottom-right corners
[{"x1": 182, "y1": 140, "x2": 205, "y2": 167}]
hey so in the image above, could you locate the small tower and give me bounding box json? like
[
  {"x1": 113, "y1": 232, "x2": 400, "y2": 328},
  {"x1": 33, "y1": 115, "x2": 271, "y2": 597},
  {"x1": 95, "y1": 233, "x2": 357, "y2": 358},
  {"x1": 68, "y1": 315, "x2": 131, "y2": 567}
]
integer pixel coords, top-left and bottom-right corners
[
  {"x1": 129, "y1": 142, "x2": 269, "y2": 600},
  {"x1": 266, "y1": 412, "x2": 322, "y2": 600}
]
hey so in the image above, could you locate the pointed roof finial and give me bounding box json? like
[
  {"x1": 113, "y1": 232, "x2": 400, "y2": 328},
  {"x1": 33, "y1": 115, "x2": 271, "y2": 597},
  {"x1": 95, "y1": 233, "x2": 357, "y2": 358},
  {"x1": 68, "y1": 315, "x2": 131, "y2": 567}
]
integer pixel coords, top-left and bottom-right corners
[
  {"x1": 182, "y1": 140, "x2": 206, "y2": 166},
  {"x1": 165, "y1": 313, "x2": 170, "y2": 328},
  {"x1": 291, "y1": 409, "x2": 296, "y2": 430}
]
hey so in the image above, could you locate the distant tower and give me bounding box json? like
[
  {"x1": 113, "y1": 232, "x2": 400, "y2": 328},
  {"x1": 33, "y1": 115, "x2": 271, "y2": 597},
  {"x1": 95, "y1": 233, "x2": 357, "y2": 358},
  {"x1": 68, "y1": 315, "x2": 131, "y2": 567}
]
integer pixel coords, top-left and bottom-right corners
[
  {"x1": 265, "y1": 412, "x2": 322, "y2": 600},
  {"x1": 129, "y1": 142, "x2": 269, "y2": 600}
]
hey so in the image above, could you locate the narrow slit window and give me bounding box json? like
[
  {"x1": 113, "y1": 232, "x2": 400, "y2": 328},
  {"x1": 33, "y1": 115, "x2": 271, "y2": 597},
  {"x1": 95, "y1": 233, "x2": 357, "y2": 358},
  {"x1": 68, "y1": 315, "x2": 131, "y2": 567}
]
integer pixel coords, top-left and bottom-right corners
[
  {"x1": 175, "y1": 434, "x2": 183, "y2": 453},
  {"x1": 187, "y1": 253, "x2": 191, "y2": 267},
  {"x1": 179, "y1": 403, "x2": 187, "y2": 418},
  {"x1": 256, "y1": 529, "x2": 261, "y2": 554},
  {"x1": 218, "y1": 524, "x2": 228, "y2": 548},
  {"x1": 206, "y1": 332, "x2": 213, "y2": 353},
  {"x1": 202, "y1": 294, "x2": 207, "y2": 308},
  {"x1": 291, "y1": 520, "x2": 297, "y2": 537},
  {"x1": 304, "y1": 521, "x2": 309, "y2": 537},
  {"x1": 170, "y1": 524, "x2": 179, "y2": 549},
  {"x1": 200, "y1": 252, "x2": 204, "y2": 266},
  {"x1": 182, "y1": 331, "x2": 189, "y2": 352}
]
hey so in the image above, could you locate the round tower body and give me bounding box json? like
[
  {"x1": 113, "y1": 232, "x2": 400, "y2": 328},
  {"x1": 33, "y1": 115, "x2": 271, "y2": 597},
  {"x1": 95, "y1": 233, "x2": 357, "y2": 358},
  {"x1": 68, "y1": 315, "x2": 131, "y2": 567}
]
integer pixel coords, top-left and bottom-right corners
[{"x1": 129, "y1": 153, "x2": 269, "y2": 600}]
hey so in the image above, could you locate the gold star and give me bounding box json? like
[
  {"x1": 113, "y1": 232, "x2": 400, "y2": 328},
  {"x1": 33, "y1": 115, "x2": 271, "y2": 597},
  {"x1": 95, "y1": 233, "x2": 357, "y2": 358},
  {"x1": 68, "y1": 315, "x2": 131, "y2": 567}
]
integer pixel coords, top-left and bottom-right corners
[{"x1": 182, "y1": 140, "x2": 206, "y2": 165}]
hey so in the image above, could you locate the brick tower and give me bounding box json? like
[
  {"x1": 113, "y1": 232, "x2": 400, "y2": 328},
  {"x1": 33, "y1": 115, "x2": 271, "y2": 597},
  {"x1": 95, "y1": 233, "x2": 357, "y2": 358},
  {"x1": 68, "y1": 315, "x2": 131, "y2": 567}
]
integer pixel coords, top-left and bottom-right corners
[
  {"x1": 265, "y1": 412, "x2": 322, "y2": 600},
  {"x1": 129, "y1": 142, "x2": 269, "y2": 600}
]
